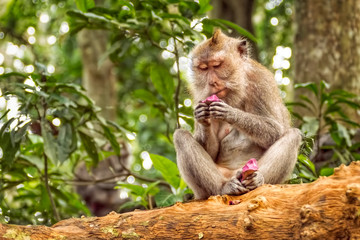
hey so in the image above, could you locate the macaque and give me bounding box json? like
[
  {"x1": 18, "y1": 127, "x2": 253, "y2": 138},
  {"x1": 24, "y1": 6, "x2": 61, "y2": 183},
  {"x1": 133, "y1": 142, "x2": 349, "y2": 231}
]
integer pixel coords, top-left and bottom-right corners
[{"x1": 174, "y1": 30, "x2": 302, "y2": 200}]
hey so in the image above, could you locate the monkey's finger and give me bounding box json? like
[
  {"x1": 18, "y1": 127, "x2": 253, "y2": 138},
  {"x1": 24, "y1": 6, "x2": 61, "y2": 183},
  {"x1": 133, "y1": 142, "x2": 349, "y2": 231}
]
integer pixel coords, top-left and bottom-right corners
[
  {"x1": 195, "y1": 103, "x2": 209, "y2": 110},
  {"x1": 245, "y1": 172, "x2": 257, "y2": 180},
  {"x1": 236, "y1": 170, "x2": 243, "y2": 179},
  {"x1": 209, "y1": 101, "x2": 228, "y2": 107},
  {"x1": 245, "y1": 185, "x2": 258, "y2": 190},
  {"x1": 194, "y1": 110, "x2": 210, "y2": 119},
  {"x1": 209, "y1": 104, "x2": 228, "y2": 112},
  {"x1": 195, "y1": 108, "x2": 210, "y2": 116}
]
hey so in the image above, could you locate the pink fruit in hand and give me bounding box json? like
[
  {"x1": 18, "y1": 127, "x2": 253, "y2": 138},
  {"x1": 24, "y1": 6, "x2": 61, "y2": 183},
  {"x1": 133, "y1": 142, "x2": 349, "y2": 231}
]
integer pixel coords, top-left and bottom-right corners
[
  {"x1": 241, "y1": 158, "x2": 258, "y2": 181},
  {"x1": 201, "y1": 94, "x2": 220, "y2": 105}
]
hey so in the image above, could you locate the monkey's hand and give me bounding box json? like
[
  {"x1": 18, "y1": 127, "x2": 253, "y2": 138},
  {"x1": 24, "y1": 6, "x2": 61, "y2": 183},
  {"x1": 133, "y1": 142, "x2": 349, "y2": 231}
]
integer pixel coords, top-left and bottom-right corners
[
  {"x1": 194, "y1": 102, "x2": 211, "y2": 126},
  {"x1": 209, "y1": 101, "x2": 236, "y2": 123},
  {"x1": 237, "y1": 170, "x2": 264, "y2": 190},
  {"x1": 221, "y1": 177, "x2": 249, "y2": 196}
]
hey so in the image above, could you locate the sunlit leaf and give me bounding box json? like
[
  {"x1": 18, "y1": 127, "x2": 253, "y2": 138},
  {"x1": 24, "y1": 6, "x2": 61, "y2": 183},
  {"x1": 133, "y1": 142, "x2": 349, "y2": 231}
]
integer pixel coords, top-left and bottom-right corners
[
  {"x1": 198, "y1": 0, "x2": 213, "y2": 15},
  {"x1": 150, "y1": 154, "x2": 180, "y2": 188},
  {"x1": 294, "y1": 82, "x2": 318, "y2": 96},
  {"x1": 297, "y1": 154, "x2": 317, "y2": 176},
  {"x1": 75, "y1": 0, "x2": 95, "y2": 12},
  {"x1": 117, "y1": 183, "x2": 145, "y2": 196},
  {"x1": 337, "y1": 123, "x2": 352, "y2": 147},
  {"x1": 319, "y1": 167, "x2": 334, "y2": 176}
]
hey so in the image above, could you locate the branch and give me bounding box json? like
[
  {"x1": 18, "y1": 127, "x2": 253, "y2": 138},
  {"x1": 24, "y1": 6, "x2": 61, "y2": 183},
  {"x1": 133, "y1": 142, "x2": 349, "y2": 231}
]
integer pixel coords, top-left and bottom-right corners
[
  {"x1": 43, "y1": 153, "x2": 60, "y2": 222},
  {"x1": 1, "y1": 162, "x2": 359, "y2": 239},
  {"x1": 172, "y1": 24, "x2": 182, "y2": 129}
]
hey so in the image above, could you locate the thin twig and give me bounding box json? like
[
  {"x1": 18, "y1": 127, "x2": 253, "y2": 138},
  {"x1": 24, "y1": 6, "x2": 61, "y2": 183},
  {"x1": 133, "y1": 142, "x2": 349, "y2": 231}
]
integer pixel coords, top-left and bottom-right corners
[
  {"x1": 172, "y1": 24, "x2": 182, "y2": 129},
  {"x1": 116, "y1": 156, "x2": 171, "y2": 189},
  {"x1": 44, "y1": 153, "x2": 60, "y2": 222}
]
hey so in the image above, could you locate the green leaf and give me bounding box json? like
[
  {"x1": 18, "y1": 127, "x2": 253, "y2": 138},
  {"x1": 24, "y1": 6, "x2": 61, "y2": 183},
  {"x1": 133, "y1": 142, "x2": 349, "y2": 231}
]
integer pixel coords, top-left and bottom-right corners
[
  {"x1": 154, "y1": 191, "x2": 178, "y2": 207},
  {"x1": 337, "y1": 123, "x2": 352, "y2": 147},
  {"x1": 160, "y1": 13, "x2": 191, "y2": 25},
  {"x1": 0, "y1": 118, "x2": 22, "y2": 169},
  {"x1": 75, "y1": 0, "x2": 95, "y2": 12},
  {"x1": 56, "y1": 122, "x2": 78, "y2": 163},
  {"x1": 133, "y1": 89, "x2": 158, "y2": 105},
  {"x1": 24, "y1": 166, "x2": 38, "y2": 178},
  {"x1": 150, "y1": 65, "x2": 175, "y2": 105},
  {"x1": 298, "y1": 95, "x2": 317, "y2": 114},
  {"x1": 319, "y1": 167, "x2": 334, "y2": 177},
  {"x1": 211, "y1": 19, "x2": 257, "y2": 43},
  {"x1": 0, "y1": 72, "x2": 27, "y2": 79},
  {"x1": 297, "y1": 154, "x2": 317, "y2": 176},
  {"x1": 0, "y1": 109, "x2": 10, "y2": 121},
  {"x1": 0, "y1": 132, "x2": 19, "y2": 169},
  {"x1": 102, "y1": 125, "x2": 120, "y2": 155},
  {"x1": 198, "y1": 0, "x2": 213, "y2": 15},
  {"x1": 150, "y1": 154, "x2": 180, "y2": 188},
  {"x1": 19, "y1": 154, "x2": 44, "y2": 171},
  {"x1": 79, "y1": 131, "x2": 99, "y2": 166},
  {"x1": 119, "y1": 201, "x2": 141, "y2": 211},
  {"x1": 39, "y1": 185, "x2": 51, "y2": 211},
  {"x1": 301, "y1": 117, "x2": 319, "y2": 137},
  {"x1": 41, "y1": 121, "x2": 77, "y2": 164},
  {"x1": 117, "y1": 183, "x2": 145, "y2": 196},
  {"x1": 295, "y1": 82, "x2": 318, "y2": 96},
  {"x1": 144, "y1": 181, "x2": 160, "y2": 196}
]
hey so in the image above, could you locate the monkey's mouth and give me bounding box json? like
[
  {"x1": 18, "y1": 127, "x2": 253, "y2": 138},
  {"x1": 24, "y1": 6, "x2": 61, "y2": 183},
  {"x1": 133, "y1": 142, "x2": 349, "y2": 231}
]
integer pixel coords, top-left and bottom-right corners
[{"x1": 214, "y1": 88, "x2": 227, "y2": 96}]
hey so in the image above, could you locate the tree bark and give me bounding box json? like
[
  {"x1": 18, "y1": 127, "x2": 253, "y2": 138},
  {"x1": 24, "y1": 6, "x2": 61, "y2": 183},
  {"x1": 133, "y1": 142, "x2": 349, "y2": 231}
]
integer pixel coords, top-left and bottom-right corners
[
  {"x1": 294, "y1": 0, "x2": 360, "y2": 122},
  {"x1": 77, "y1": 29, "x2": 117, "y2": 121},
  {"x1": 211, "y1": 0, "x2": 258, "y2": 58},
  {"x1": 1, "y1": 162, "x2": 360, "y2": 239}
]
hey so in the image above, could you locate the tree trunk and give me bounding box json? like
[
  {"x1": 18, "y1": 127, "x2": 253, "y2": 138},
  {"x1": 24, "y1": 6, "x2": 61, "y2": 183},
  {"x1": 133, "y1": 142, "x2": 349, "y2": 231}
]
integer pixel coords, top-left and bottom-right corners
[
  {"x1": 294, "y1": 0, "x2": 360, "y2": 122},
  {"x1": 1, "y1": 162, "x2": 359, "y2": 239},
  {"x1": 77, "y1": 29, "x2": 117, "y2": 121},
  {"x1": 211, "y1": 0, "x2": 258, "y2": 58}
]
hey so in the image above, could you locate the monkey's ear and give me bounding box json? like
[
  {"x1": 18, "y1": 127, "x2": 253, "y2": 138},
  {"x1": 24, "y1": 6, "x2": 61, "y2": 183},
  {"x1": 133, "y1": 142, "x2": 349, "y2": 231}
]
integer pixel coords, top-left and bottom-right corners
[
  {"x1": 211, "y1": 29, "x2": 222, "y2": 45},
  {"x1": 238, "y1": 40, "x2": 248, "y2": 57}
]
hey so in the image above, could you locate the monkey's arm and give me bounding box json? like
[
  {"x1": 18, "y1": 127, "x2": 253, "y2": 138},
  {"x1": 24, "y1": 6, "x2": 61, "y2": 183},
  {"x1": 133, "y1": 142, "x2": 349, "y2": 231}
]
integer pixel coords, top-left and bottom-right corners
[
  {"x1": 209, "y1": 102, "x2": 284, "y2": 149},
  {"x1": 193, "y1": 103, "x2": 220, "y2": 160},
  {"x1": 193, "y1": 123, "x2": 220, "y2": 160}
]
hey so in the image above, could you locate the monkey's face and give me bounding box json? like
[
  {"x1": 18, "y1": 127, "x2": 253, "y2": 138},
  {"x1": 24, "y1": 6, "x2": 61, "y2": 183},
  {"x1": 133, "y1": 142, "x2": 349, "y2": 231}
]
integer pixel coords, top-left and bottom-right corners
[
  {"x1": 192, "y1": 55, "x2": 231, "y2": 99},
  {"x1": 190, "y1": 30, "x2": 248, "y2": 103}
]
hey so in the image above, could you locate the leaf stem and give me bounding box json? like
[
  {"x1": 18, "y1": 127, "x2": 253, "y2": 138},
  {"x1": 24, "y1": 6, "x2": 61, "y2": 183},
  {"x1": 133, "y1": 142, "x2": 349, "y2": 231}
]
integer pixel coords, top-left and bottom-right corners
[
  {"x1": 172, "y1": 25, "x2": 182, "y2": 129},
  {"x1": 44, "y1": 153, "x2": 60, "y2": 222}
]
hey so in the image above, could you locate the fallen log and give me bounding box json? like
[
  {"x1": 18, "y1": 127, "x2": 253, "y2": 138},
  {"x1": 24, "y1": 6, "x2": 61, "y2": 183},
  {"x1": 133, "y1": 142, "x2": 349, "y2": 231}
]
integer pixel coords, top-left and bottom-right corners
[{"x1": 1, "y1": 162, "x2": 359, "y2": 240}]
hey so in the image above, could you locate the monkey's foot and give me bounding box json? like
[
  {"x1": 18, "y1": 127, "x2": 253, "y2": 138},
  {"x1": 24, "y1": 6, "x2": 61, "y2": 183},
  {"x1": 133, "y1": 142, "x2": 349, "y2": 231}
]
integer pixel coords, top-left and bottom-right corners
[
  {"x1": 239, "y1": 171, "x2": 265, "y2": 190},
  {"x1": 221, "y1": 177, "x2": 249, "y2": 196}
]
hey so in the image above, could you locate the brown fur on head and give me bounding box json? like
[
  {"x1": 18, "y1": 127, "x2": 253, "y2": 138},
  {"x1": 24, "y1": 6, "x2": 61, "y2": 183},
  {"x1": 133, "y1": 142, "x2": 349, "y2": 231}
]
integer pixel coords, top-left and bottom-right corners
[{"x1": 190, "y1": 29, "x2": 251, "y2": 105}]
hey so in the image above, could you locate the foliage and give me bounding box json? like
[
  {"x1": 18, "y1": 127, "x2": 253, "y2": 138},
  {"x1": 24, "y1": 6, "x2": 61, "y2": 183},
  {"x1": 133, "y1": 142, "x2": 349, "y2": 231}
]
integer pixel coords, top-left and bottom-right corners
[
  {"x1": 64, "y1": 0, "x2": 255, "y2": 212},
  {"x1": 288, "y1": 81, "x2": 360, "y2": 183},
  {"x1": 0, "y1": 70, "x2": 128, "y2": 224},
  {"x1": 0, "y1": 0, "x2": 257, "y2": 224}
]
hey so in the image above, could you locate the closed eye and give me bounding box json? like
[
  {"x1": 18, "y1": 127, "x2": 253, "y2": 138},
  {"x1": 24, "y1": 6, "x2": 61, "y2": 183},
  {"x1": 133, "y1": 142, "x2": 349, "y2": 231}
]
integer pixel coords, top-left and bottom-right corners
[
  {"x1": 198, "y1": 64, "x2": 208, "y2": 71},
  {"x1": 212, "y1": 62, "x2": 222, "y2": 68}
]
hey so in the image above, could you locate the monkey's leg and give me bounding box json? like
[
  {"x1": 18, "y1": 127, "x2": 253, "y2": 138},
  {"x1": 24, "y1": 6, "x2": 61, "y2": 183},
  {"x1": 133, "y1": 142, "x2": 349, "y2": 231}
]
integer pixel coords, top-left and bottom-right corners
[
  {"x1": 257, "y1": 128, "x2": 302, "y2": 184},
  {"x1": 173, "y1": 129, "x2": 248, "y2": 199}
]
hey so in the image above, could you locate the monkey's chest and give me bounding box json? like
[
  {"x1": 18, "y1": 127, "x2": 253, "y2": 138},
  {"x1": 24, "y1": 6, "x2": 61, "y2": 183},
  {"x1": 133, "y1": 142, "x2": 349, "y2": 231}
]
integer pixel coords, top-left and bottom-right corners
[
  {"x1": 216, "y1": 129, "x2": 264, "y2": 169},
  {"x1": 216, "y1": 121, "x2": 233, "y2": 141}
]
